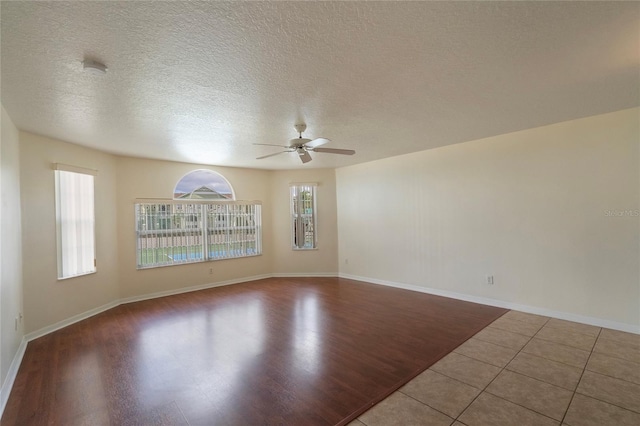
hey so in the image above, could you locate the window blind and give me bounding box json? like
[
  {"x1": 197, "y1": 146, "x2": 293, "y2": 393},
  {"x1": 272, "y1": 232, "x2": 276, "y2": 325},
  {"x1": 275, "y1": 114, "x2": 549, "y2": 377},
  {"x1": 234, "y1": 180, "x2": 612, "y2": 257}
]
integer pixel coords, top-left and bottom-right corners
[
  {"x1": 290, "y1": 183, "x2": 317, "y2": 250},
  {"x1": 55, "y1": 169, "x2": 96, "y2": 279},
  {"x1": 135, "y1": 201, "x2": 262, "y2": 269}
]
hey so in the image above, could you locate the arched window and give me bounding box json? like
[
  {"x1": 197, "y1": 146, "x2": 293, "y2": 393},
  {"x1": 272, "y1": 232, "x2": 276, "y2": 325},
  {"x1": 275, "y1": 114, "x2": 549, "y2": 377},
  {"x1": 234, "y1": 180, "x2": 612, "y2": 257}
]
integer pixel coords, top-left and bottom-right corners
[
  {"x1": 173, "y1": 169, "x2": 235, "y2": 200},
  {"x1": 134, "y1": 170, "x2": 262, "y2": 269}
]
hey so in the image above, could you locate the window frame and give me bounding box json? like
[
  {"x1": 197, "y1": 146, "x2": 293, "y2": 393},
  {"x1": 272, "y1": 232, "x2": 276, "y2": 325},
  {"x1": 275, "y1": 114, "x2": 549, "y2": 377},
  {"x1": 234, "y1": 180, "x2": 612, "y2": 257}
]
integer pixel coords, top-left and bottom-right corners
[
  {"x1": 54, "y1": 164, "x2": 97, "y2": 280},
  {"x1": 135, "y1": 199, "x2": 262, "y2": 269},
  {"x1": 290, "y1": 183, "x2": 318, "y2": 250}
]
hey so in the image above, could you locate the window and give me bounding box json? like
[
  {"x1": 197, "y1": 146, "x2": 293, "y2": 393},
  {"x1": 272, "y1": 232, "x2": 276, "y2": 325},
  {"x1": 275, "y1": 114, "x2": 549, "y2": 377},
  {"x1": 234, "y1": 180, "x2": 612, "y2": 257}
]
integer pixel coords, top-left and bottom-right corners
[
  {"x1": 290, "y1": 183, "x2": 317, "y2": 250},
  {"x1": 174, "y1": 169, "x2": 234, "y2": 200},
  {"x1": 54, "y1": 164, "x2": 96, "y2": 279},
  {"x1": 135, "y1": 201, "x2": 262, "y2": 269}
]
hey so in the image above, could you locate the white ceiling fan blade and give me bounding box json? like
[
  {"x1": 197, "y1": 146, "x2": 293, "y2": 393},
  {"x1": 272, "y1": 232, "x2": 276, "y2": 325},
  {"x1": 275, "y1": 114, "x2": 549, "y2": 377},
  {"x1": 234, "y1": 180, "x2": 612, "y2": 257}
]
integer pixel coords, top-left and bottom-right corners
[
  {"x1": 312, "y1": 147, "x2": 356, "y2": 155},
  {"x1": 256, "y1": 151, "x2": 288, "y2": 160},
  {"x1": 298, "y1": 150, "x2": 313, "y2": 163},
  {"x1": 253, "y1": 143, "x2": 291, "y2": 148},
  {"x1": 304, "y1": 138, "x2": 330, "y2": 149}
]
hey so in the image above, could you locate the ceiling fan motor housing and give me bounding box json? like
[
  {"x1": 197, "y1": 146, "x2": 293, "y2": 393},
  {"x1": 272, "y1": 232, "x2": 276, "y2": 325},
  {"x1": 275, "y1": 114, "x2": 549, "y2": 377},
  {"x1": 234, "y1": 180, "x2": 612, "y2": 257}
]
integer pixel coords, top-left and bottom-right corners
[{"x1": 290, "y1": 138, "x2": 311, "y2": 147}]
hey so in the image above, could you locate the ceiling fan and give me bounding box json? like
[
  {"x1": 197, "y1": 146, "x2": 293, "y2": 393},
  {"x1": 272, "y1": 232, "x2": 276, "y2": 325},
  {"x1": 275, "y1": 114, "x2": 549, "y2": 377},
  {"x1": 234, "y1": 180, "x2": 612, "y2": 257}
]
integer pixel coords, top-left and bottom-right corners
[{"x1": 254, "y1": 123, "x2": 355, "y2": 164}]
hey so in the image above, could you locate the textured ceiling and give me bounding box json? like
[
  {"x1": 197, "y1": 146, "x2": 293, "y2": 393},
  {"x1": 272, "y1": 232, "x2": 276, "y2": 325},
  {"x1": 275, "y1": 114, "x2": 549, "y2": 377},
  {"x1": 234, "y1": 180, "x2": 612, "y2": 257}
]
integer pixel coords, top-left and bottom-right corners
[{"x1": 1, "y1": 1, "x2": 638, "y2": 170}]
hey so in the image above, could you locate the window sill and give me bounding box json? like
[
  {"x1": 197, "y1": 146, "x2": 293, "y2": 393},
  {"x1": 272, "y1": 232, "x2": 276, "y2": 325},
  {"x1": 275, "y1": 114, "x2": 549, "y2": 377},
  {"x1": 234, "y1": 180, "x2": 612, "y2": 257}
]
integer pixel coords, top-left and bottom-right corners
[{"x1": 57, "y1": 270, "x2": 97, "y2": 281}]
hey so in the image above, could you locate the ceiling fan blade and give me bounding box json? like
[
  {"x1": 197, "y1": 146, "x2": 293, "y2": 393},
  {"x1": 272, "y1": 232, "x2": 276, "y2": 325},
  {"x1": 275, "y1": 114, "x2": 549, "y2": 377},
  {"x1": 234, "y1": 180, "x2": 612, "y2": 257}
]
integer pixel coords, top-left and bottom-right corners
[
  {"x1": 298, "y1": 150, "x2": 313, "y2": 164},
  {"x1": 304, "y1": 138, "x2": 330, "y2": 149},
  {"x1": 312, "y1": 147, "x2": 356, "y2": 155},
  {"x1": 256, "y1": 151, "x2": 288, "y2": 160},
  {"x1": 253, "y1": 143, "x2": 291, "y2": 148}
]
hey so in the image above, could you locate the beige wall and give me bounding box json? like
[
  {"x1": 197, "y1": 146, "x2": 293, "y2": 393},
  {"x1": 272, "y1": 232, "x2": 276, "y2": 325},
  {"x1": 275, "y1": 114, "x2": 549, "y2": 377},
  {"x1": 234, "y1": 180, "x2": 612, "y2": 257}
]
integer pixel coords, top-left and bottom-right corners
[
  {"x1": 20, "y1": 132, "x2": 119, "y2": 333},
  {"x1": 17, "y1": 134, "x2": 341, "y2": 334},
  {"x1": 337, "y1": 108, "x2": 640, "y2": 329},
  {"x1": 270, "y1": 169, "x2": 338, "y2": 275},
  {"x1": 115, "y1": 157, "x2": 274, "y2": 299},
  {"x1": 15, "y1": 107, "x2": 637, "y2": 337},
  {"x1": 1, "y1": 107, "x2": 24, "y2": 388},
  {"x1": 20, "y1": 136, "x2": 337, "y2": 333}
]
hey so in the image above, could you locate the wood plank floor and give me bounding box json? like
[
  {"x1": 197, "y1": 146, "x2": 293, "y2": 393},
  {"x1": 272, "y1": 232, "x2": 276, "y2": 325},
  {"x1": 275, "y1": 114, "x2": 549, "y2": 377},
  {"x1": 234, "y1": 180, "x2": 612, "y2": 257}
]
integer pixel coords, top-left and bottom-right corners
[{"x1": 2, "y1": 277, "x2": 507, "y2": 425}]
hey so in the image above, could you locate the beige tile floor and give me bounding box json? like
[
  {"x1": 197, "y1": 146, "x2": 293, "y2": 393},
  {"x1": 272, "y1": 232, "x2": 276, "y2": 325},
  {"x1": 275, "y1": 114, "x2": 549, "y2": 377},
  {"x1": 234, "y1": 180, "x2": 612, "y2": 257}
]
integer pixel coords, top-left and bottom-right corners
[{"x1": 348, "y1": 310, "x2": 640, "y2": 426}]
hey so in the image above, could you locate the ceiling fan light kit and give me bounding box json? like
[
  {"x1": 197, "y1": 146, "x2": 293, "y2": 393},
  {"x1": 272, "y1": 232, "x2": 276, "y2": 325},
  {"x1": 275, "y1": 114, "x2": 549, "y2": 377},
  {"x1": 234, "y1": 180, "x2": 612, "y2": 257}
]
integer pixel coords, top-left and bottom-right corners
[{"x1": 255, "y1": 124, "x2": 356, "y2": 164}]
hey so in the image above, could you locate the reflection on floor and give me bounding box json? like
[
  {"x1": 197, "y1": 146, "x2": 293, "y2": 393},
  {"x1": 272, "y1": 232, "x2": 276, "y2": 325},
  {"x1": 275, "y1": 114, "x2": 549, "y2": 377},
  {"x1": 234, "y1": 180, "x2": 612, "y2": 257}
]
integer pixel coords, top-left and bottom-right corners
[
  {"x1": 349, "y1": 310, "x2": 640, "y2": 426},
  {"x1": 1, "y1": 278, "x2": 507, "y2": 425}
]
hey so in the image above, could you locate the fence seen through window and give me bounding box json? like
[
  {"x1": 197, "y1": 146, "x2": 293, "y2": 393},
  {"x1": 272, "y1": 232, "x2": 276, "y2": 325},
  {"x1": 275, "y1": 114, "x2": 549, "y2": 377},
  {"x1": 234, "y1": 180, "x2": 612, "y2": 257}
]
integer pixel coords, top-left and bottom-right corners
[
  {"x1": 135, "y1": 201, "x2": 262, "y2": 269},
  {"x1": 291, "y1": 184, "x2": 317, "y2": 250}
]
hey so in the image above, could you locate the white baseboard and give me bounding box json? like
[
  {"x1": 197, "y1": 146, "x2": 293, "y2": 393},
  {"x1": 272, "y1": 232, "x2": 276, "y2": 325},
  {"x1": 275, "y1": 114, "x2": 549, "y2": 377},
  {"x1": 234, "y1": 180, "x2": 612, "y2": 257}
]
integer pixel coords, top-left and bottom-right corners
[
  {"x1": 24, "y1": 274, "x2": 274, "y2": 343},
  {"x1": 339, "y1": 273, "x2": 640, "y2": 334},
  {"x1": 5, "y1": 272, "x2": 638, "y2": 419},
  {"x1": 24, "y1": 273, "x2": 322, "y2": 345},
  {"x1": 24, "y1": 300, "x2": 120, "y2": 342},
  {"x1": 0, "y1": 269, "x2": 330, "y2": 419},
  {"x1": 272, "y1": 272, "x2": 338, "y2": 278},
  {"x1": 0, "y1": 337, "x2": 26, "y2": 415},
  {"x1": 119, "y1": 274, "x2": 273, "y2": 304}
]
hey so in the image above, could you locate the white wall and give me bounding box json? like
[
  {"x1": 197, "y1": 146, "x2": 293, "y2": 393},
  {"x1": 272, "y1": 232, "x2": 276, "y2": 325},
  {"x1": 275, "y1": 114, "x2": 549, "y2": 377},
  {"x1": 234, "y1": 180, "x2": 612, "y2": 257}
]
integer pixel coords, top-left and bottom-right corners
[
  {"x1": 270, "y1": 169, "x2": 338, "y2": 275},
  {"x1": 0, "y1": 107, "x2": 24, "y2": 389},
  {"x1": 337, "y1": 108, "x2": 640, "y2": 330},
  {"x1": 20, "y1": 132, "x2": 119, "y2": 333},
  {"x1": 115, "y1": 156, "x2": 274, "y2": 299}
]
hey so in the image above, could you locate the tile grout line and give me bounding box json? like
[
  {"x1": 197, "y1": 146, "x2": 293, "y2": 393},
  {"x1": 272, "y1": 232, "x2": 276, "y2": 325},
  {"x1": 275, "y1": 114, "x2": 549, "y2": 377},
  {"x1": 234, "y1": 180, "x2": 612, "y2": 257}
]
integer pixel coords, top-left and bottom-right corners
[
  {"x1": 519, "y1": 344, "x2": 594, "y2": 370},
  {"x1": 579, "y1": 360, "x2": 640, "y2": 388},
  {"x1": 559, "y1": 327, "x2": 602, "y2": 425},
  {"x1": 424, "y1": 368, "x2": 486, "y2": 390},
  {"x1": 571, "y1": 374, "x2": 640, "y2": 415},
  {"x1": 493, "y1": 318, "x2": 604, "y2": 353},
  {"x1": 475, "y1": 323, "x2": 581, "y2": 423},
  {"x1": 484, "y1": 367, "x2": 572, "y2": 392},
  {"x1": 359, "y1": 314, "x2": 638, "y2": 425},
  {"x1": 472, "y1": 335, "x2": 530, "y2": 351},
  {"x1": 469, "y1": 335, "x2": 594, "y2": 369},
  {"x1": 502, "y1": 360, "x2": 577, "y2": 392},
  {"x1": 396, "y1": 389, "x2": 456, "y2": 423},
  {"x1": 527, "y1": 335, "x2": 595, "y2": 353},
  {"x1": 496, "y1": 313, "x2": 607, "y2": 340},
  {"x1": 567, "y1": 330, "x2": 640, "y2": 415},
  {"x1": 596, "y1": 335, "x2": 640, "y2": 348},
  {"x1": 590, "y1": 341, "x2": 640, "y2": 365},
  {"x1": 452, "y1": 317, "x2": 550, "y2": 423},
  {"x1": 388, "y1": 316, "x2": 530, "y2": 424},
  {"x1": 473, "y1": 316, "x2": 628, "y2": 424},
  {"x1": 394, "y1": 327, "x2": 518, "y2": 423}
]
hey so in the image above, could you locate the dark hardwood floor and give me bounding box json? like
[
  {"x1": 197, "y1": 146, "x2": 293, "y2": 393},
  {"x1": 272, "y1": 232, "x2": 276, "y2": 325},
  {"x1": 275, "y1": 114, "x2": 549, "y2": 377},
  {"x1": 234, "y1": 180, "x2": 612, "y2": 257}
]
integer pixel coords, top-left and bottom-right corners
[{"x1": 2, "y1": 277, "x2": 507, "y2": 425}]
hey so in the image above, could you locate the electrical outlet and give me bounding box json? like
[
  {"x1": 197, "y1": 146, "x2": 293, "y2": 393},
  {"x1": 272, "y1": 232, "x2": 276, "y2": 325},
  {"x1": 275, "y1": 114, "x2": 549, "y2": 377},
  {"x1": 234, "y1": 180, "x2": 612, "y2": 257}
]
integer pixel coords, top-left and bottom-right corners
[
  {"x1": 486, "y1": 275, "x2": 494, "y2": 285},
  {"x1": 344, "y1": 258, "x2": 349, "y2": 265},
  {"x1": 209, "y1": 268, "x2": 213, "y2": 275}
]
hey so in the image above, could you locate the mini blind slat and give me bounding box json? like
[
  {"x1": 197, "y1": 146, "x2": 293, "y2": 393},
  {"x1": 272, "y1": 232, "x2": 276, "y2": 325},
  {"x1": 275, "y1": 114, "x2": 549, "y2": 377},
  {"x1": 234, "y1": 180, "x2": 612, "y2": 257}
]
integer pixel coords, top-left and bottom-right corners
[
  {"x1": 56, "y1": 170, "x2": 96, "y2": 279},
  {"x1": 290, "y1": 184, "x2": 317, "y2": 250},
  {"x1": 135, "y1": 201, "x2": 262, "y2": 269}
]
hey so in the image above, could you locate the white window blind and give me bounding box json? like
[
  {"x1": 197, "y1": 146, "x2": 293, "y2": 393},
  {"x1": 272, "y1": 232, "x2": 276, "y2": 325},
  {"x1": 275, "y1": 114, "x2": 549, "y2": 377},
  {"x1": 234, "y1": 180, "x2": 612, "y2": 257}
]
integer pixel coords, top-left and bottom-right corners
[
  {"x1": 135, "y1": 201, "x2": 262, "y2": 269},
  {"x1": 54, "y1": 166, "x2": 96, "y2": 279},
  {"x1": 290, "y1": 183, "x2": 317, "y2": 250}
]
